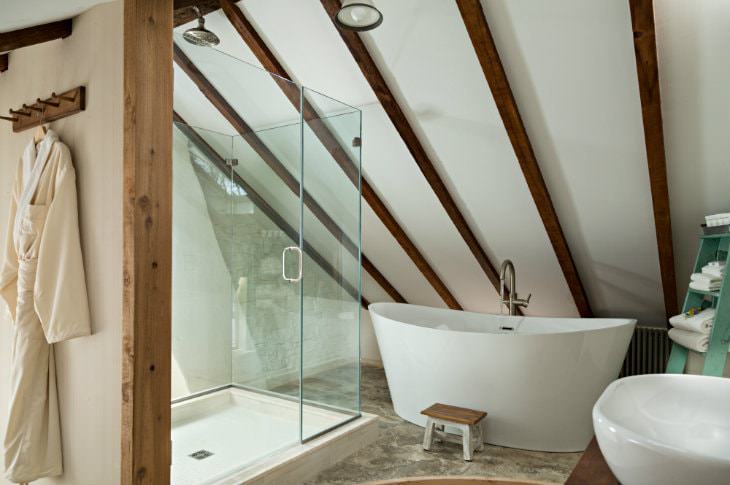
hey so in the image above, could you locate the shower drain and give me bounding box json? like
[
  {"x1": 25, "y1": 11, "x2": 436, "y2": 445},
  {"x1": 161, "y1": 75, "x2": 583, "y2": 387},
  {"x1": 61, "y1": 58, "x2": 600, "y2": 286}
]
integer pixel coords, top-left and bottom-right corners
[{"x1": 189, "y1": 449, "x2": 214, "y2": 460}]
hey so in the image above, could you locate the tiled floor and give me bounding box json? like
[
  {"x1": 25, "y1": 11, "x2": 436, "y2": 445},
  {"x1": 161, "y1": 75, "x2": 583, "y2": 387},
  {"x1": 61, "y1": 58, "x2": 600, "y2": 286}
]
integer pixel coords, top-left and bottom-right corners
[{"x1": 304, "y1": 365, "x2": 581, "y2": 485}]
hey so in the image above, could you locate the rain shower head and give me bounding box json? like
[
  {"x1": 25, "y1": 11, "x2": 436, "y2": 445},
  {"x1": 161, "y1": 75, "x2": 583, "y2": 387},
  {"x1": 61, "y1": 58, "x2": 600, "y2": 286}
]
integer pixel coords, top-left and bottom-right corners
[{"x1": 183, "y1": 6, "x2": 220, "y2": 47}]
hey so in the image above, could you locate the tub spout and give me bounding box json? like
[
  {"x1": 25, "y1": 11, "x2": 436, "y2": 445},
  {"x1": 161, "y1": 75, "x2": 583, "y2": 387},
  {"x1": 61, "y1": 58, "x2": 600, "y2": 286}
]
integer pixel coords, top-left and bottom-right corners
[{"x1": 499, "y1": 259, "x2": 531, "y2": 316}]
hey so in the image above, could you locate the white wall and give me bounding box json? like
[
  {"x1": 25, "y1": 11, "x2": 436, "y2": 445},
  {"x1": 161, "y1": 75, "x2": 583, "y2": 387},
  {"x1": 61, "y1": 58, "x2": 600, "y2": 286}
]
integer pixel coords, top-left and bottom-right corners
[
  {"x1": 172, "y1": 133, "x2": 233, "y2": 399},
  {"x1": 0, "y1": 2, "x2": 122, "y2": 484},
  {"x1": 654, "y1": 0, "x2": 730, "y2": 295}
]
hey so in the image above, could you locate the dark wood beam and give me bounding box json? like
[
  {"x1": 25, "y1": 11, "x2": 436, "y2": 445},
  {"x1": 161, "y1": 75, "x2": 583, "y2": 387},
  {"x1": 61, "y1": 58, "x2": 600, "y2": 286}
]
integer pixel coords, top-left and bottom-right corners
[
  {"x1": 0, "y1": 19, "x2": 72, "y2": 53},
  {"x1": 121, "y1": 0, "x2": 173, "y2": 484},
  {"x1": 565, "y1": 437, "x2": 619, "y2": 485},
  {"x1": 320, "y1": 0, "x2": 501, "y2": 302},
  {"x1": 221, "y1": 0, "x2": 462, "y2": 310},
  {"x1": 455, "y1": 0, "x2": 592, "y2": 317},
  {"x1": 173, "y1": 45, "x2": 403, "y2": 304},
  {"x1": 174, "y1": 0, "x2": 220, "y2": 27},
  {"x1": 0, "y1": 54, "x2": 7, "y2": 73},
  {"x1": 173, "y1": 112, "x2": 369, "y2": 307},
  {"x1": 629, "y1": 0, "x2": 678, "y2": 320}
]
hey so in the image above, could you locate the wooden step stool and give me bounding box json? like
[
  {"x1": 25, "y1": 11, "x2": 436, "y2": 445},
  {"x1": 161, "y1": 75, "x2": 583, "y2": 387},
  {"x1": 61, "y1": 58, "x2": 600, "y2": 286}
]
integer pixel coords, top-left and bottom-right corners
[{"x1": 421, "y1": 403, "x2": 487, "y2": 461}]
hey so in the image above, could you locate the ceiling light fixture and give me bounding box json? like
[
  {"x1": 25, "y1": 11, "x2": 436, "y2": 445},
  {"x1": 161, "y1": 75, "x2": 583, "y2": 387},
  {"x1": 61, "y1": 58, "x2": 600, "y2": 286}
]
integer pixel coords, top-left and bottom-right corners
[{"x1": 335, "y1": 0, "x2": 383, "y2": 32}]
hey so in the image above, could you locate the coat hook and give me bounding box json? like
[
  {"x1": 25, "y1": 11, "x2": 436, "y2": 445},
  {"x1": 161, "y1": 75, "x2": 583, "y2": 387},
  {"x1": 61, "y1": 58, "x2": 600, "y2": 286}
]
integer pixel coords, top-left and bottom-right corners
[
  {"x1": 9, "y1": 108, "x2": 31, "y2": 118},
  {"x1": 23, "y1": 103, "x2": 43, "y2": 113},
  {"x1": 0, "y1": 115, "x2": 19, "y2": 122},
  {"x1": 52, "y1": 92, "x2": 75, "y2": 102},
  {"x1": 37, "y1": 97, "x2": 60, "y2": 107}
]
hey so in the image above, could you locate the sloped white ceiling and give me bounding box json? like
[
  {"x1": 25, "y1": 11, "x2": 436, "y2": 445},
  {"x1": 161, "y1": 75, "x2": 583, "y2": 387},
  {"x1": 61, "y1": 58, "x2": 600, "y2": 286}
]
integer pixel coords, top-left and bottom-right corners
[
  {"x1": 482, "y1": 0, "x2": 664, "y2": 324},
  {"x1": 173, "y1": 0, "x2": 730, "y2": 325},
  {"x1": 0, "y1": 0, "x2": 114, "y2": 33},
  {"x1": 655, "y1": 0, "x2": 730, "y2": 297}
]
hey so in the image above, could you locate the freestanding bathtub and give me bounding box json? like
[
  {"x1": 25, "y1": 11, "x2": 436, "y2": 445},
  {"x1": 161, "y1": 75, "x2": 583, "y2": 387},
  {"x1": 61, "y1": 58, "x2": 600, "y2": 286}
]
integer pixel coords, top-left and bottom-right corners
[{"x1": 369, "y1": 303, "x2": 636, "y2": 452}]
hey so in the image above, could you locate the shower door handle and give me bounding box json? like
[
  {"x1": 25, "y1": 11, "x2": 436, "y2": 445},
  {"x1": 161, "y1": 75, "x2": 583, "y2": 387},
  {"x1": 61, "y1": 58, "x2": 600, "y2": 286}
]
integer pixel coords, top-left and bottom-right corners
[{"x1": 282, "y1": 246, "x2": 303, "y2": 282}]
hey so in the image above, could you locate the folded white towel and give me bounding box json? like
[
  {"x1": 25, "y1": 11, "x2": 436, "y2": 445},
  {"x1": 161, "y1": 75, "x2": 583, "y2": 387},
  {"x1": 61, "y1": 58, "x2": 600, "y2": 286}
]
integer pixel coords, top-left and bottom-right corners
[
  {"x1": 706, "y1": 260, "x2": 726, "y2": 268},
  {"x1": 702, "y1": 267, "x2": 724, "y2": 276},
  {"x1": 690, "y1": 281, "x2": 721, "y2": 292},
  {"x1": 669, "y1": 308, "x2": 715, "y2": 334},
  {"x1": 692, "y1": 273, "x2": 722, "y2": 283},
  {"x1": 669, "y1": 328, "x2": 709, "y2": 352}
]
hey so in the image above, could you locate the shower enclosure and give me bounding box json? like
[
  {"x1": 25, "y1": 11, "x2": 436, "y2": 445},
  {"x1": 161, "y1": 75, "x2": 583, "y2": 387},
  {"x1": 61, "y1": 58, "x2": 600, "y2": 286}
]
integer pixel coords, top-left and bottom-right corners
[{"x1": 170, "y1": 36, "x2": 362, "y2": 484}]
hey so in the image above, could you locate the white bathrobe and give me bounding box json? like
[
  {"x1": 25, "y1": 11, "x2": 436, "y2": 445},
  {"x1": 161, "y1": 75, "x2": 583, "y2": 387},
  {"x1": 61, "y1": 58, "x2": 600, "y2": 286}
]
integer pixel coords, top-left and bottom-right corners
[{"x1": 0, "y1": 129, "x2": 91, "y2": 483}]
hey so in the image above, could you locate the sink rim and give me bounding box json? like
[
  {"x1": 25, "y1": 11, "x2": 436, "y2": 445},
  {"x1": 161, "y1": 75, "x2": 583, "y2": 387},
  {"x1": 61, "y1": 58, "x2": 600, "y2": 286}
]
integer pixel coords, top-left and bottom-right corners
[{"x1": 593, "y1": 373, "x2": 730, "y2": 467}]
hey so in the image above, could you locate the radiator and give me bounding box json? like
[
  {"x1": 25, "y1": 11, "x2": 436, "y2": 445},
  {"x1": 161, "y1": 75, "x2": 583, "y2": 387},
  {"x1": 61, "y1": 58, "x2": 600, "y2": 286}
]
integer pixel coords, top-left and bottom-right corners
[{"x1": 619, "y1": 326, "x2": 671, "y2": 377}]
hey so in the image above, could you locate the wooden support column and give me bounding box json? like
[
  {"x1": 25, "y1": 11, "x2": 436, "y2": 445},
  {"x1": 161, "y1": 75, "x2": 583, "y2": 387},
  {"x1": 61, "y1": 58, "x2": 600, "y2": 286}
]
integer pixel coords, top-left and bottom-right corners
[
  {"x1": 455, "y1": 0, "x2": 592, "y2": 317},
  {"x1": 629, "y1": 0, "x2": 679, "y2": 320},
  {"x1": 122, "y1": 0, "x2": 173, "y2": 484}
]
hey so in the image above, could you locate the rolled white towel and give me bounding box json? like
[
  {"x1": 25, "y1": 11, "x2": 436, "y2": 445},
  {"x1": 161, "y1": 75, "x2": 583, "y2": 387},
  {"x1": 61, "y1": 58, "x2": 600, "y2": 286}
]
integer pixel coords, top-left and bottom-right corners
[
  {"x1": 706, "y1": 260, "x2": 726, "y2": 268},
  {"x1": 690, "y1": 281, "x2": 721, "y2": 292},
  {"x1": 669, "y1": 328, "x2": 709, "y2": 352},
  {"x1": 669, "y1": 308, "x2": 715, "y2": 334},
  {"x1": 692, "y1": 273, "x2": 722, "y2": 283}
]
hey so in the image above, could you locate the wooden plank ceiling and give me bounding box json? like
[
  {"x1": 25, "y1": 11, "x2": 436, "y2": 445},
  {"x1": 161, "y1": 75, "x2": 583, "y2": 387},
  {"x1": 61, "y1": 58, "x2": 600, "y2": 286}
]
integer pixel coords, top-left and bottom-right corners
[
  {"x1": 628, "y1": 0, "x2": 678, "y2": 321},
  {"x1": 455, "y1": 0, "x2": 592, "y2": 317},
  {"x1": 218, "y1": 0, "x2": 462, "y2": 309}
]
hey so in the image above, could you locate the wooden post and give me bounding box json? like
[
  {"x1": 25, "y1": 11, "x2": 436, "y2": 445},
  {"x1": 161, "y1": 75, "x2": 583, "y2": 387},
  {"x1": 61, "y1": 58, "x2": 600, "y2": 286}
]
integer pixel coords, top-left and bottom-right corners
[{"x1": 122, "y1": 0, "x2": 173, "y2": 484}]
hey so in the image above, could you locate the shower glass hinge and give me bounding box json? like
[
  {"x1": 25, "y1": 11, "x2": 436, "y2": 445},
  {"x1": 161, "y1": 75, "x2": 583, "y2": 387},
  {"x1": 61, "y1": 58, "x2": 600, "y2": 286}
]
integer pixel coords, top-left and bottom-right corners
[
  {"x1": 352, "y1": 137, "x2": 361, "y2": 148},
  {"x1": 225, "y1": 158, "x2": 239, "y2": 167}
]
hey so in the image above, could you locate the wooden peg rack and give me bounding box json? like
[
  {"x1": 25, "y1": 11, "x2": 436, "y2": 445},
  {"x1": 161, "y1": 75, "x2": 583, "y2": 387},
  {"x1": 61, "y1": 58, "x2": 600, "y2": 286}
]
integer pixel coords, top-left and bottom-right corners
[{"x1": 3, "y1": 86, "x2": 86, "y2": 133}]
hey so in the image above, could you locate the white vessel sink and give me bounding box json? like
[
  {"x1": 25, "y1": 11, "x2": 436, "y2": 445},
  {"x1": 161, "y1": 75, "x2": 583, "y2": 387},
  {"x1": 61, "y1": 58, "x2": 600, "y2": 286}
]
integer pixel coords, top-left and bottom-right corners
[{"x1": 593, "y1": 374, "x2": 730, "y2": 485}]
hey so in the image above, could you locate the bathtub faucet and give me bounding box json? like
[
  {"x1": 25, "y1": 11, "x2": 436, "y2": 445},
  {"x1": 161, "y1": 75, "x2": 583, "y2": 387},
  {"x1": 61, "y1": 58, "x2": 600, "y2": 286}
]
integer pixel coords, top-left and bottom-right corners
[{"x1": 499, "y1": 260, "x2": 531, "y2": 316}]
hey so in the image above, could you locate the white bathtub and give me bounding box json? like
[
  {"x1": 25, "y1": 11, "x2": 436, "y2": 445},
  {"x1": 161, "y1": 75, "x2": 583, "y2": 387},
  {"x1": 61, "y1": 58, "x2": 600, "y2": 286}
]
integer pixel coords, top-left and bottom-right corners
[{"x1": 369, "y1": 303, "x2": 636, "y2": 452}]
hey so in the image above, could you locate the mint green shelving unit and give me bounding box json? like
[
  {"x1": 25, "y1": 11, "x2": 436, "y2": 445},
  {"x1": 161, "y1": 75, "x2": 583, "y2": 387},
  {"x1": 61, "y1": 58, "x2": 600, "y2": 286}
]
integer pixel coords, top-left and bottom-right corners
[{"x1": 666, "y1": 233, "x2": 730, "y2": 376}]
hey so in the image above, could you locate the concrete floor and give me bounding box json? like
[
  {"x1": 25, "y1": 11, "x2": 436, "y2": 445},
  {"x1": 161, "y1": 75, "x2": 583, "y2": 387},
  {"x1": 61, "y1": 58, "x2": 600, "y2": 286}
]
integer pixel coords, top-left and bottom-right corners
[{"x1": 304, "y1": 365, "x2": 581, "y2": 485}]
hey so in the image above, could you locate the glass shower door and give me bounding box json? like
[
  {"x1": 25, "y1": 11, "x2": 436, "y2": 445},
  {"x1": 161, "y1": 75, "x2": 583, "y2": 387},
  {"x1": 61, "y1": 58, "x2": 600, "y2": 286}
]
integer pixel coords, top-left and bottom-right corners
[{"x1": 300, "y1": 87, "x2": 362, "y2": 440}]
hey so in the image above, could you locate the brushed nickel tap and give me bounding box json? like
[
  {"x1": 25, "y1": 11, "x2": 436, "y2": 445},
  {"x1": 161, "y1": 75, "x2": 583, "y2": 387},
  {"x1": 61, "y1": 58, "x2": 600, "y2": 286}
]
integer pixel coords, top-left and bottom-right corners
[{"x1": 499, "y1": 259, "x2": 531, "y2": 316}]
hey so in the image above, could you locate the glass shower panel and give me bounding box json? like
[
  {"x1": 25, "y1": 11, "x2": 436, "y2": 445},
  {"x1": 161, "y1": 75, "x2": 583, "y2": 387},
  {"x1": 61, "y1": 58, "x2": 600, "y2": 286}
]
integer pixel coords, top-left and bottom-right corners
[
  {"x1": 300, "y1": 88, "x2": 362, "y2": 440},
  {"x1": 229, "y1": 122, "x2": 304, "y2": 397},
  {"x1": 172, "y1": 34, "x2": 363, "y2": 481},
  {"x1": 172, "y1": 122, "x2": 234, "y2": 401}
]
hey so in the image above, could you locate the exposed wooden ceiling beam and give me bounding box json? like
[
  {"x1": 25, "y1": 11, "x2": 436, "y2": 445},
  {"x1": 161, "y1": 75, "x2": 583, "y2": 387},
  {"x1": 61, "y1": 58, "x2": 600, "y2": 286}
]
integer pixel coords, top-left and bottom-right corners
[
  {"x1": 0, "y1": 54, "x2": 7, "y2": 73},
  {"x1": 629, "y1": 0, "x2": 678, "y2": 320},
  {"x1": 220, "y1": 0, "x2": 462, "y2": 309},
  {"x1": 456, "y1": 0, "x2": 592, "y2": 317},
  {"x1": 174, "y1": 0, "x2": 220, "y2": 27},
  {"x1": 173, "y1": 111, "x2": 369, "y2": 307},
  {"x1": 320, "y1": 0, "x2": 503, "y2": 300},
  {"x1": 0, "y1": 19, "x2": 72, "y2": 53},
  {"x1": 173, "y1": 45, "x2": 403, "y2": 305}
]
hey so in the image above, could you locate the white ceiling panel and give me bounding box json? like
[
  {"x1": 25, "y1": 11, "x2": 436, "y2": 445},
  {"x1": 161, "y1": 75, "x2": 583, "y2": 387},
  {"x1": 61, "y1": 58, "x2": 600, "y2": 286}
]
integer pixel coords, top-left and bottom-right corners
[{"x1": 0, "y1": 0, "x2": 114, "y2": 33}]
